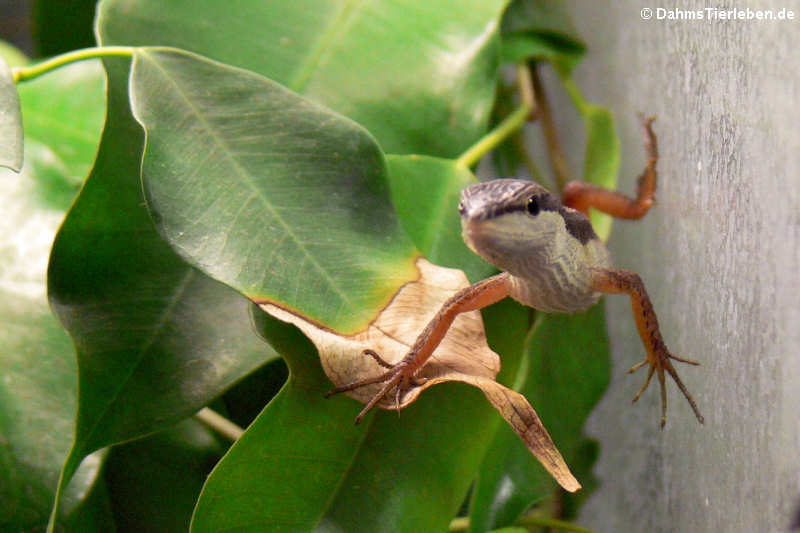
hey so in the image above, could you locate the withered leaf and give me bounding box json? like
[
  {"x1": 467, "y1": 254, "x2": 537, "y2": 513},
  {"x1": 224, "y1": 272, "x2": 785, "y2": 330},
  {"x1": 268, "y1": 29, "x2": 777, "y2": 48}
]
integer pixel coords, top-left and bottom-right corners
[{"x1": 260, "y1": 258, "x2": 580, "y2": 492}]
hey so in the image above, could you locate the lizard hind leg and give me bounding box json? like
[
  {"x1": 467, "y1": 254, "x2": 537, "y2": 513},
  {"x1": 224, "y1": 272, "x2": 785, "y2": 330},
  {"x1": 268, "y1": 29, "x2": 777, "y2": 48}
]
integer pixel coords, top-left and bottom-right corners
[{"x1": 592, "y1": 267, "x2": 705, "y2": 428}]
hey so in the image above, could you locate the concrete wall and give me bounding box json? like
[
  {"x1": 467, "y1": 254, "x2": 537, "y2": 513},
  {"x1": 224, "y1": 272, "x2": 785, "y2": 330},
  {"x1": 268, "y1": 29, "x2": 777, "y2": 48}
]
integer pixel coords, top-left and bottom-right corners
[{"x1": 556, "y1": 2, "x2": 800, "y2": 532}]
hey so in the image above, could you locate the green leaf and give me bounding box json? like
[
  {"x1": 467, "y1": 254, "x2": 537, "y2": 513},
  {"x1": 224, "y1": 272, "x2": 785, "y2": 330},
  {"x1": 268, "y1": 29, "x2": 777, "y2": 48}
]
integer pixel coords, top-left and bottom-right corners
[
  {"x1": 97, "y1": 0, "x2": 509, "y2": 157},
  {"x1": 469, "y1": 305, "x2": 610, "y2": 531},
  {"x1": 130, "y1": 48, "x2": 418, "y2": 334},
  {"x1": 386, "y1": 154, "x2": 495, "y2": 282},
  {"x1": 0, "y1": 54, "x2": 23, "y2": 171},
  {"x1": 193, "y1": 297, "x2": 529, "y2": 533},
  {"x1": 561, "y1": 78, "x2": 621, "y2": 241},
  {"x1": 0, "y1": 110, "x2": 106, "y2": 530},
  {"x1": 500, "y1": 0, "x2": 585, "y2": 75},
  {"x1": 105, "y1": 419, "x2": 226, "y2": 533},
  {"x1": 46, "y1": 57, "x2": 276, "y2": 524},
  {"x1": 0, "y1": 293, "x2": 111, "y2": 531},
  {"x1": 17, "y1": 59, "x2": 106, "y2": 190},
  {"x1": 191, "y1": 311, "x2": 369, "y2": 532}
]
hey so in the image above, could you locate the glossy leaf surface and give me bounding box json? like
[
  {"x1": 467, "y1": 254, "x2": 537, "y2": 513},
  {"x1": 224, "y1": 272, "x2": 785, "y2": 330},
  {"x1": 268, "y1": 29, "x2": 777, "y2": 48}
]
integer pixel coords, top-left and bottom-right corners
[
  {"x1": 130, "y1": 48, "x2": 418, "y2": 334},
  {"x1": 47, "y1": 57, "x2": 275, "y2": 521},
  {"x1": 98, "y1": 0, "x2": 508, "y2": 158},
  {"x1": 191, "y1": 312, "x2": 369, "y2": 532}
]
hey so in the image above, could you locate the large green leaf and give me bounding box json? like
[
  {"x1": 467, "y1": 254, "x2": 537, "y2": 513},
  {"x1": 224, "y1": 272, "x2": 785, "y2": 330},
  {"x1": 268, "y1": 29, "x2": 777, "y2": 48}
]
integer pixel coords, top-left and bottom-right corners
[
  {"x1": 191, "y1": 311, "x2": 369, "y2": 532},
  {"x1": 469, "y1": 305, "x2": 610, "y2": 531},
  {"x1": 46, "y1": 57, "x2": 276, "y2": 524},
  {"x1": 0, "y1": 53, "x2": 23, "y2": 171},
  {"x1": 386, "y1": 154, "x2": 495, "y2": 283},
  {"x1": 0, "y1": 294, "x2": 101, "y2": 532},
  {"x1": 97, "y1": 0, "x2": 508, "y2": 158},
  {"x1": 130, "y1": 48, "x2": 418, "y2": 334}
]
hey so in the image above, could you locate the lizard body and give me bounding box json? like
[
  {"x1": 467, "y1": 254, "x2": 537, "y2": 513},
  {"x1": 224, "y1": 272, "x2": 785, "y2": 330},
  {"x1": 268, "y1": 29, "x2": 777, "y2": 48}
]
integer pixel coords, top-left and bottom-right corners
[{"x1": 328, "y1": 115, "x2": 703, "y2": 428}]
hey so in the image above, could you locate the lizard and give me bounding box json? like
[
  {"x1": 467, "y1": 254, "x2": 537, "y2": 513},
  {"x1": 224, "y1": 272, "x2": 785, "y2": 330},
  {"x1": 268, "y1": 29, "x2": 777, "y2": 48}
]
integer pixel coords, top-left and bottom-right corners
[{"x1": 327, "y1": 115, "x2": 704, "y2": 429}]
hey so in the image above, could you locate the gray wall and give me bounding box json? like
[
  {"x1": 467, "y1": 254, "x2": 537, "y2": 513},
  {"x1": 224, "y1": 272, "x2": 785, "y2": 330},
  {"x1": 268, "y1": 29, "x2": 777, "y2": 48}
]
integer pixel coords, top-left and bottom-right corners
[{"x1": 554, "y1": 2, "x2": 800, "y2": 532}]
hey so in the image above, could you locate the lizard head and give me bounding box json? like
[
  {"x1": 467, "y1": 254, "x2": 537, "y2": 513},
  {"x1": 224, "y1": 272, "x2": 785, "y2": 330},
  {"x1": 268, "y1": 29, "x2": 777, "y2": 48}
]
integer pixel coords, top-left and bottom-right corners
[{"x1": 458, "y1": 178, "x2": 596, "y2": 275}]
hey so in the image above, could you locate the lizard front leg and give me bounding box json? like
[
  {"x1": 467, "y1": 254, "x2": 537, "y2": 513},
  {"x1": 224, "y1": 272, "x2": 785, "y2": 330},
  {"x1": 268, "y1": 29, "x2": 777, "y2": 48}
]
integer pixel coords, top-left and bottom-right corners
[
  {"x1": 591, "y1": 267, "x2": 704, "y2": 427},
  {"x1": 326, "y1": 272, "x2": 512, "y2": 424},
  {"x1": 562, "y1": 114, "x2": 658, "y2": 219}
]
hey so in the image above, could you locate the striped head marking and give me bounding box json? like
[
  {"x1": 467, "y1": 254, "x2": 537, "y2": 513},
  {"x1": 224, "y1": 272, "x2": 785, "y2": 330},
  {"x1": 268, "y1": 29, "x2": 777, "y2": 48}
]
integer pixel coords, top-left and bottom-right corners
[{"x1": 458, "y1": 179, "x2": 597, "y2": 274}]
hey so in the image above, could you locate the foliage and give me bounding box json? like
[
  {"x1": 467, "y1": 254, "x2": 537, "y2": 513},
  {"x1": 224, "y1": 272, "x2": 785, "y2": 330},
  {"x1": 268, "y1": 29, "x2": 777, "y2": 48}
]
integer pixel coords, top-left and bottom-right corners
[{"x1": 0, "y1": 1, "x2": 623, "y2": 531}]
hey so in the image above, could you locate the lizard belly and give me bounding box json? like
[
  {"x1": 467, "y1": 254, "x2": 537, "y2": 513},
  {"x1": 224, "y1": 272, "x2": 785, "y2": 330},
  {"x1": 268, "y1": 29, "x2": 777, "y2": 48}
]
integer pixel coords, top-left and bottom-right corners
[{"x1": 507, "y1": 238, "x2": 611, "y2": 313}]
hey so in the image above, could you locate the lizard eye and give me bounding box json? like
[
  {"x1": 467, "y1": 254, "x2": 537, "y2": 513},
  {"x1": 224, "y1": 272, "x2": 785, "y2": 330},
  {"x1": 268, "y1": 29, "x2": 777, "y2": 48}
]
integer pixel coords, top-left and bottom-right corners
[
  {"x1": 526, "y1": 195, "x2": 540, "y2": 216},
  {"x1": 458, "y1": 201, "x2": 466, "y2": 215}
]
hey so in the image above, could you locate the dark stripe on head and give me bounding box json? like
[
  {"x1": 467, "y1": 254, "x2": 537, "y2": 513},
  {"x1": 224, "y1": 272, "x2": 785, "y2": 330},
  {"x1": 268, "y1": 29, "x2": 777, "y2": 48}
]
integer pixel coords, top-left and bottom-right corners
[{"x1": 461, "y1": 178, "x2": 597, "y2": 244}]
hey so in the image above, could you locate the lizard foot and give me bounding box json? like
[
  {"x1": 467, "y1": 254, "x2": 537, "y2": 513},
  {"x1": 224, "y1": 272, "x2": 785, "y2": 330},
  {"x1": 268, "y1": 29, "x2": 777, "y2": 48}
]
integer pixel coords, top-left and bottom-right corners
[
  {"x1": 325, "y1": 349, "x2": 427, "y2": 424},
  {"x1": 628, "y1": 343, "x2": 704, "y2": 428}
]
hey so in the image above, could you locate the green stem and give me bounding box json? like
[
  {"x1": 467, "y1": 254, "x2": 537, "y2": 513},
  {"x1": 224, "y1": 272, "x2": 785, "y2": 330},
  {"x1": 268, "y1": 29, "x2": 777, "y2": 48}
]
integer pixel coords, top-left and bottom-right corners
[
  {"x1": 456, "y1": 103, "x2": 531, "y2": 169},
  {"x1": 559, "y1": 76, "x2": 589, "y2": 116},
  {"x1": 12, "y1": 46, "x2": 135, "y2": 83}
]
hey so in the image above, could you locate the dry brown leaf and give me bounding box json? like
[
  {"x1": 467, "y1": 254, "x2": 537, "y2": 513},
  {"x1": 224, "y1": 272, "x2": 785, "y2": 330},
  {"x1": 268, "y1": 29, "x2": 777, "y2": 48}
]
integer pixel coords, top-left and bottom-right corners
[{"x1": 260, "y1": 257, "x2": 580, "y2": 492}]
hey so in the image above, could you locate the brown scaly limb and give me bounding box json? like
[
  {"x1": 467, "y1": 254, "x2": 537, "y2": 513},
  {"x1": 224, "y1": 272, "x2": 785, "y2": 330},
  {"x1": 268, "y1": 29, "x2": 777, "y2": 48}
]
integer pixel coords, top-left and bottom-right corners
[
  {"x1": 328, "y1": 115, "x2": 703, "y2": 428},
  {"x1": 563, "y1": 113, "x2": 658, "y2": 218},
  {"x1": 325, "y1": 273, "x2": 511, "y2": 424},
  {"x1": 590, "y1": 268, "x2": 703, "y2": 427}
]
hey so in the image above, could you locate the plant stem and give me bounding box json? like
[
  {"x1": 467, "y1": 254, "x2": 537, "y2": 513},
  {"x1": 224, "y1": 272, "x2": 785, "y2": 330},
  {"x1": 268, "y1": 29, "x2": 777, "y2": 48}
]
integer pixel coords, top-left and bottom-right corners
[
  {"x1": 530, "y1": 63, "x2": 572, "y2": 192},
  {"x1": 12, "y1": 46, "x2": 135, "y2": 83},
  {"x1": 456, "y1": 103, "x2": 531, "y2": 170},
  {"x1": 194, "y1": 407, "x2": 245, "y2": 441}
]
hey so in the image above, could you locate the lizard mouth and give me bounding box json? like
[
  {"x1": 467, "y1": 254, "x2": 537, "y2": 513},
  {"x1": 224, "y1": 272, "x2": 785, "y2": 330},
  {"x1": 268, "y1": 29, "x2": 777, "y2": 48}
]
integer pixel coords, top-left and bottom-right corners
[{"x1": 461, "y1": 217, "x2": 510, "y2": 258}]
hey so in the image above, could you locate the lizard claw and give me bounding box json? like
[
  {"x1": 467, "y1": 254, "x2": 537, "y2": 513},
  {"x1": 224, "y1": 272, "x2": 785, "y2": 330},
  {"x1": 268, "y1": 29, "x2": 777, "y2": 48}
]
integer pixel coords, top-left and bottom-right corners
[
  {"x1": 628, "y1": 343, "x2": 704, "y2": 428},
  {"x1": 325, "y1": 350, "x2": 422, "y2": 425}
]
